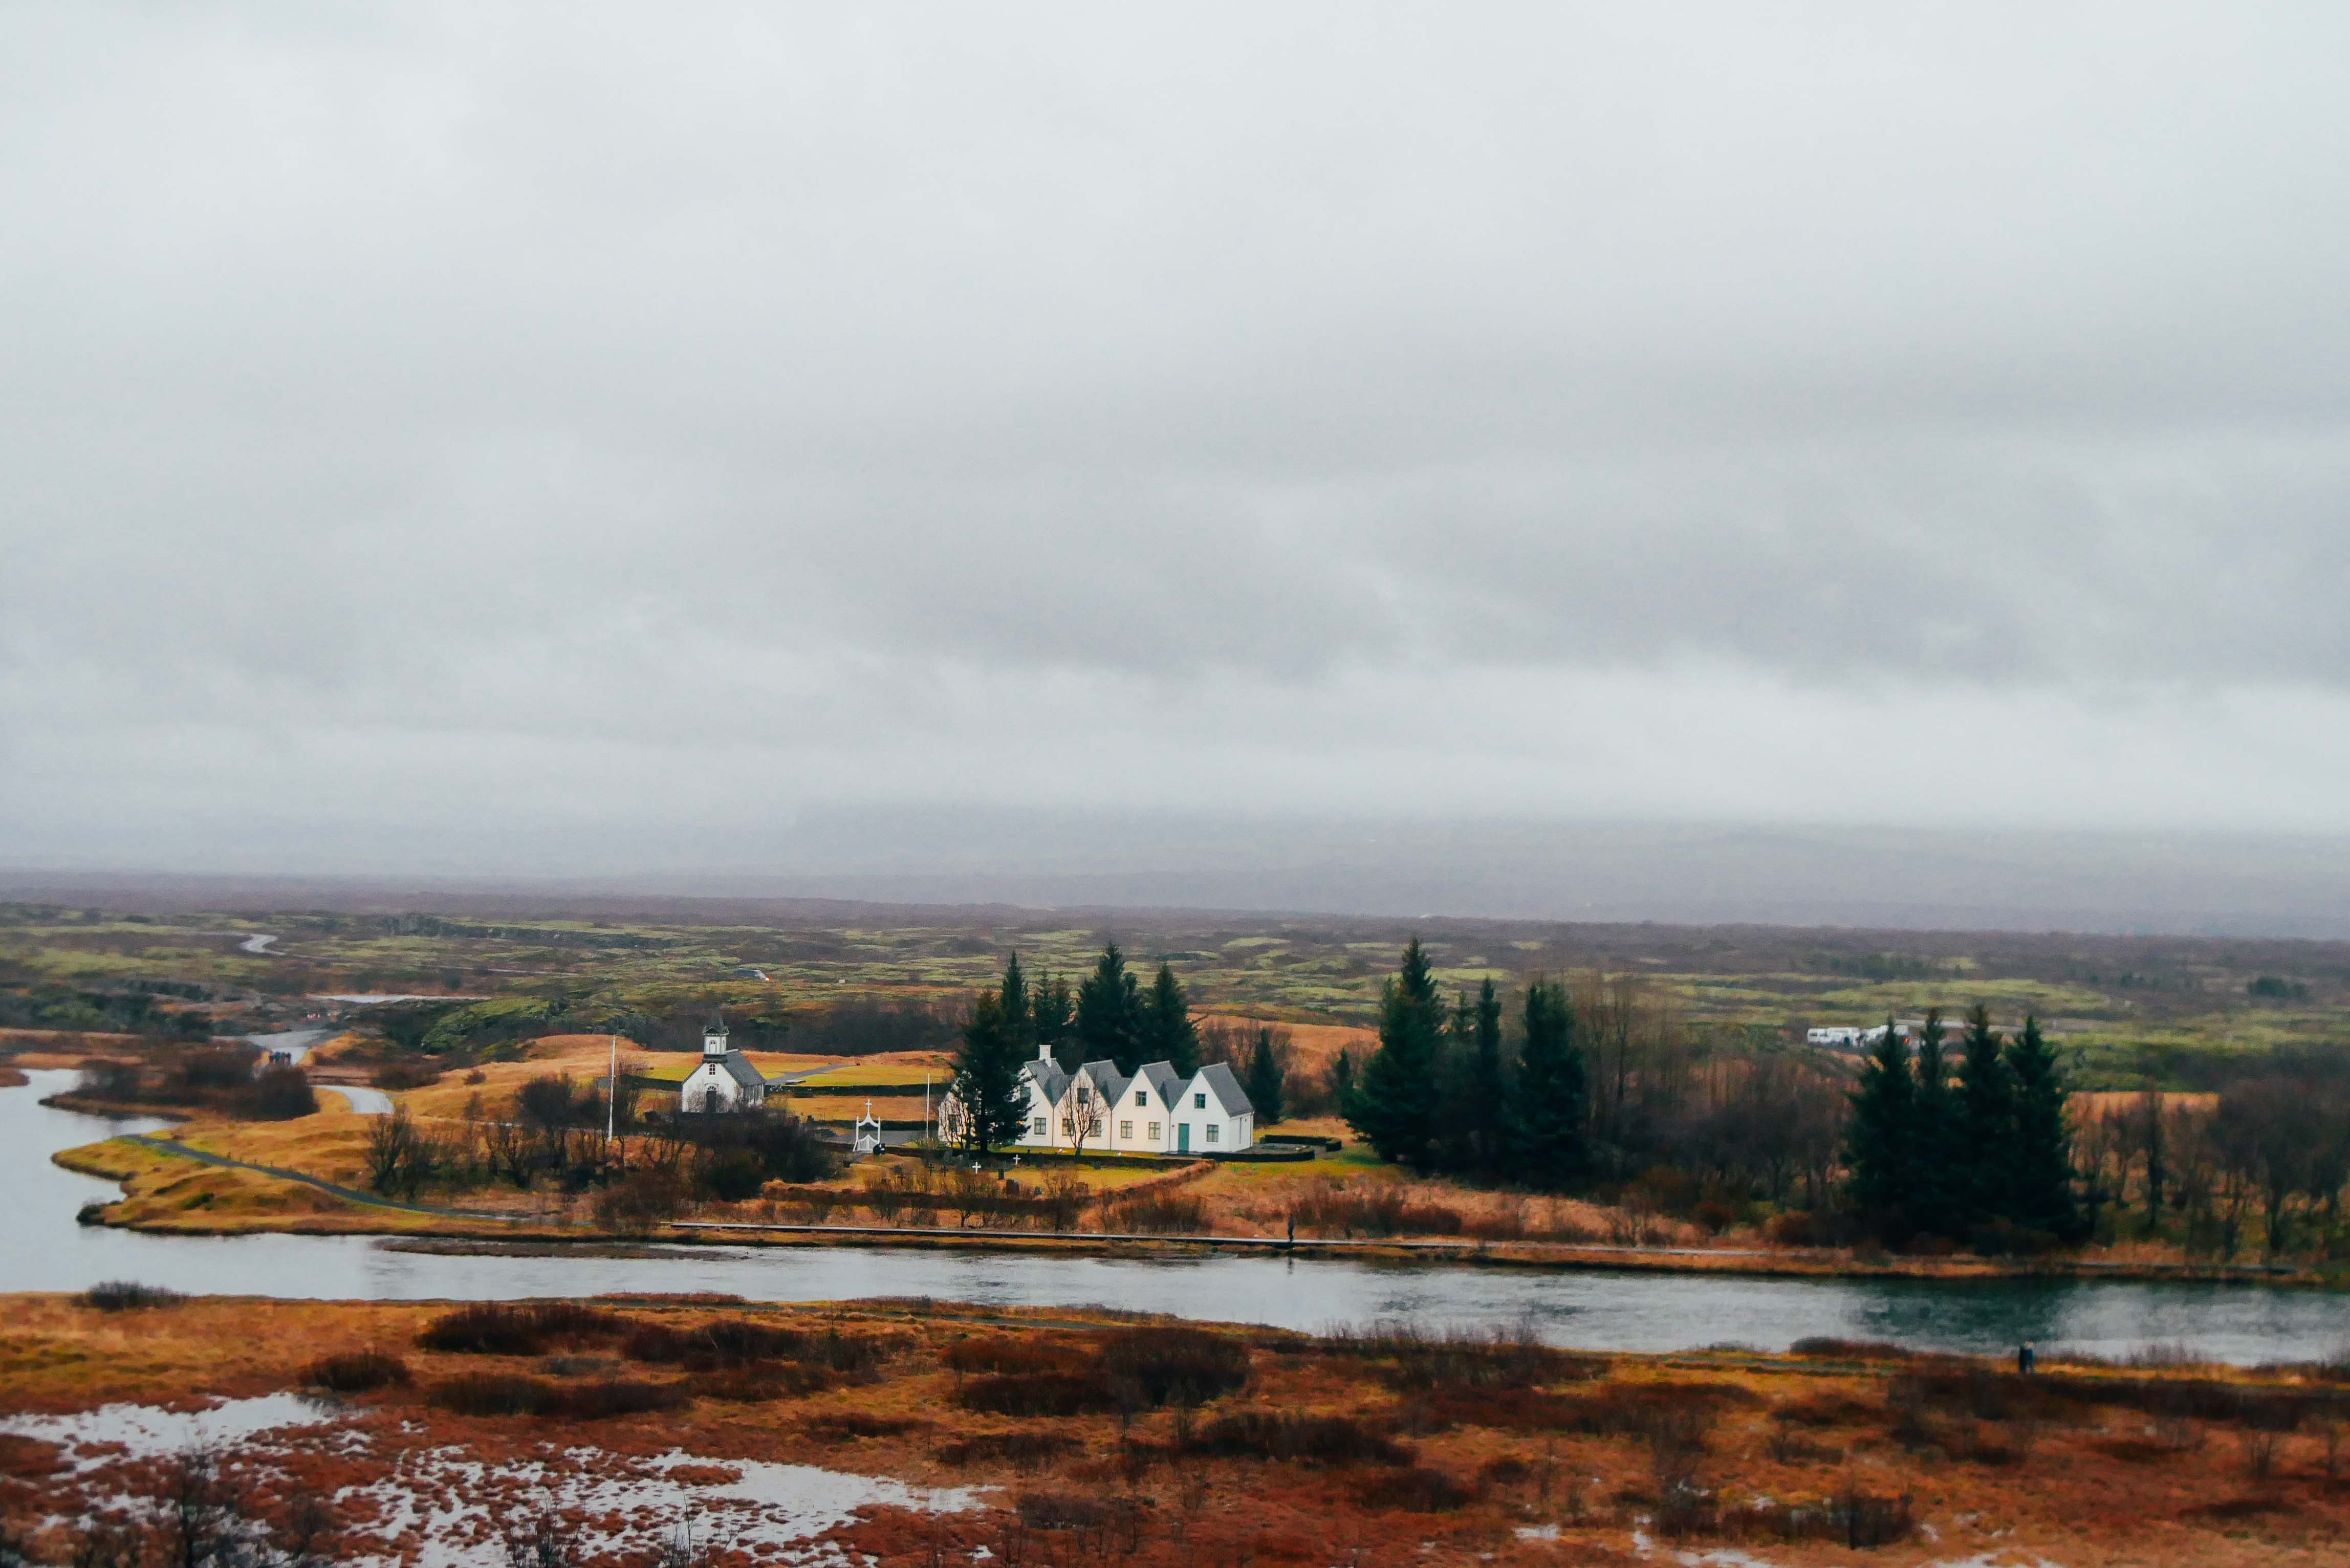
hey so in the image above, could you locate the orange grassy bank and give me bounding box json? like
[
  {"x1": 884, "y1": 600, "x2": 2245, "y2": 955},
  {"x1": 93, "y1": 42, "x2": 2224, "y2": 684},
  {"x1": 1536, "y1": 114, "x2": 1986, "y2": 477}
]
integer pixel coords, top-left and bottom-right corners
[{"x1": 4, "y1": 1293, "x2": 2349, "y2": 1566}]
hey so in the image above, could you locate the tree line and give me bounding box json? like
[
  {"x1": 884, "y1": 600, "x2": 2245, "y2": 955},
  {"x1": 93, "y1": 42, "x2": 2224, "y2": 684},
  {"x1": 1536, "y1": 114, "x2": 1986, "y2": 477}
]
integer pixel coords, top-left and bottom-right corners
[
  {"x1": 1842, "y1": 1005, "x2": 2083, "y2": 1248},
  {"x1": 2075, "y1": 1048, "x2": 2350, "y2": 1259},
  {"x1": 1343, "y1": 939, "x2": 1595, "y2": 1189}
]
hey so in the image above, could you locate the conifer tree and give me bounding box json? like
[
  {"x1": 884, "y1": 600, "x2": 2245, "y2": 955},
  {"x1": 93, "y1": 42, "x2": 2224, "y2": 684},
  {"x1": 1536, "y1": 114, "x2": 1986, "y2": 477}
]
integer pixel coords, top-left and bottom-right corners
[
  {"x1": 1073, "y1": 941, "x2": 1143, "y2": 1072},
  {"x1": 1908, "y1": 1008, "x2": 1957, "y2": 1237},
  {"x1": 1243, "y1": 1027, "x2": 1286, "y2": 1126},
  {"x1": 2004, "y1": 1016, "x2": 2082, "y2": 1240},
  {"x1": 1954, "y1": 1003, "x2": 2013, "y2": 1229},
  {"x1": 1327, "y1": 1046, "x2": 1357, "y2": 1112},
  {"x1": 1509, "y1": 976, "x2": 1587, "y2": 1190},
  {"x1": 998, "y1": 951, "x2": 1034, "y2": 1052},
  {"x1": 948, "y1": 991, "x2": 1029, "y2": 1156},
  {"x1": 1140, "y1": 962, "x2": 1201, "y2": 1077},
  {"x1": 1033, "y1": 972, "x2": 1073, "y2": 1052},
  {"x1": 1346, "y1": 939, "x2": 1447, "y2": 1171},
  {"x1": 1844, "y1": 1016, "x2": 1918, "y2": 1236},
  {"x1": 1459, "y1": 978, "x2": 1509, "y2": 1175}
]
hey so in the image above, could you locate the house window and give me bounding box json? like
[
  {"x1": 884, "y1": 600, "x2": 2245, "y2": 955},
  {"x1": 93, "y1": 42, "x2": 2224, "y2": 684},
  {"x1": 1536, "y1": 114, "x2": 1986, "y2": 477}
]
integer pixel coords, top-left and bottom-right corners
[
  {"x1": 1147, "y1": 1121, "x2": 1161, "y2": 1140},
  {"x1": 1194, "y1": 1093, "x2": 1206, "y2": 1108},
  {"x1": 1135, "y1": 1092, "x2": 1147, "y2": 1106},
  {"x1": 1061, "y1": 1117, "x2": 1074, "y2": 1135},
  {"x1": 1206, "y1": 1125, "x2": 1219, "y2": 1143},
  {"x1": 1031, "y1": 1116, "x2": 1046, "y2": 1135},
  {"x1": 1076, "y1": 1085, "x2": 1090, "y2": 1104},
  {"x1": 1119, "y1": 1120, "x2": 1133, "y2": 1139}
]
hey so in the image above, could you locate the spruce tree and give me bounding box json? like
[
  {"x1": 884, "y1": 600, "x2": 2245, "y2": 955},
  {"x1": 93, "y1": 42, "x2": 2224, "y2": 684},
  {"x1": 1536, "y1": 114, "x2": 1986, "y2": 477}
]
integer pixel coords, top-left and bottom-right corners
[
  {"x1": 2004, "y1": 1016, "x2": 2082, "y2": 1240},
  {"x1": 1073, "y1": 941, "x2": 1143, "y2": 1072},
  {"x1": 998, "y1": 952, "x2": 1034, "y2": 1052},
  {"x1": 1034, "y1": 972, "x2": 1073, "y2": 1052},
  {"x1": 1908, "y1": 1008, "x2": 1957, "y2": 1237},
  {"x1": 1953, "y1": 1003, "x2": 2013, "y2": 1230},
  {"x1": 948, "y1": 992, "x2": 1029, "y2": 1156},
  {"x1": 1243, "y1": 1027, "x2": 1286, "y2": 1125},
  {"x1": 1140, "y1": 962, "x2": 1201, "y2": 1077},
  {"x1": 1844, "y1": 1015, "x2": 1918, "y2": 1237},
  {"x1": 1461, "y1": 978, "x2": 1509, "y2": 1175},
  {"x1": 1345, "y1": 939, "x2": 1447, "y2": 1170},
  {"x1": 1509, "y1": 976, "x2": 1587, "y2": 1190},
  {"x1": 1327, "y1": 1046, "x2": 1357, "y2": 1112}
]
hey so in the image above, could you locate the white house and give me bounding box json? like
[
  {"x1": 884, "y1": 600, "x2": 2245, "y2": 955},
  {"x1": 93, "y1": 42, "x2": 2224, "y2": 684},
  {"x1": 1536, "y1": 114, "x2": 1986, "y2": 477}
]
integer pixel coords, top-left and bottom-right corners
[
  {"x1": 680, "y1": 1012, "x2": 768, "y2": 1113},
  {"x1": 945, "y1": 1044, "x2": 1253, "y2": 1155}
]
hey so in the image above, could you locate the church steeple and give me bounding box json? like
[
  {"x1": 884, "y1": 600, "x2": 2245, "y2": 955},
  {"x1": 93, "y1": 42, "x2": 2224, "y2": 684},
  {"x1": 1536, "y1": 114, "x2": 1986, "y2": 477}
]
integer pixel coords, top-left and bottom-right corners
[{"x1": 702, "y1": 1009, "x2": 729, "y2": 1060}]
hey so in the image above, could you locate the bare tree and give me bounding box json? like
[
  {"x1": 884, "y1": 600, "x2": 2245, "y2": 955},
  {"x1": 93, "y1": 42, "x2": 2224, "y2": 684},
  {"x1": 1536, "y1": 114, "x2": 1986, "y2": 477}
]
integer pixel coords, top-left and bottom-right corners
[{"x1": 1065, "y1": 1080, "x2": 1107, "y2": 1162}]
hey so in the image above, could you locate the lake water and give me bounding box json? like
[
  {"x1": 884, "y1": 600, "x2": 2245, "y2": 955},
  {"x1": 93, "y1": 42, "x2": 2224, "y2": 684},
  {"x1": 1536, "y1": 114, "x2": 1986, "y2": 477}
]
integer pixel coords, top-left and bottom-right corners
[{"x1": 8, "y1": 1070, "x2": 2343, "y2": 1364}]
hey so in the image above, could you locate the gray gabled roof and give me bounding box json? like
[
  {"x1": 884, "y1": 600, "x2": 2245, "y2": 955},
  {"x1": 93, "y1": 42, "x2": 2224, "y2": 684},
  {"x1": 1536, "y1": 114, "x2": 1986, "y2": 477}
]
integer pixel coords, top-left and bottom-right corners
[
  {"x1": 717, "y1": 1052, "x2": 765, "y2": 1088},
  {"x1": 1020, "y1": 1057, "x2": 1072, "y2": 1106},
  {"x1": 1129, "y1": 1060, "x2": 1184, "y2": 1109},
  {"x1": 1194, "y1": 1061, "x2": 1252, "y2": 1117},
  {"x1": 1080, "y1": 1060, "x2": 1129, "y2": 1108}
]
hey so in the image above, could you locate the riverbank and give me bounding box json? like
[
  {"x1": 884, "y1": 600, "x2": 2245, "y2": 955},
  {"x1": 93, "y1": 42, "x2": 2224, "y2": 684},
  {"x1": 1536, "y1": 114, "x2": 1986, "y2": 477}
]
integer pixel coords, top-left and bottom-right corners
[
  {"x1": 58, "y1": 1130, "x2": 2343, "y2": 1287},
  {"x1": 4, "y1": 1292, "x2": 2346, "y2": 1567}
]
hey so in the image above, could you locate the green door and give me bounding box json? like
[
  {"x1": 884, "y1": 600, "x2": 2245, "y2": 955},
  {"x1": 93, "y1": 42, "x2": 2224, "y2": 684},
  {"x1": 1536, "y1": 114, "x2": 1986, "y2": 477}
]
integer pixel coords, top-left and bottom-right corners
[{"x1": 1178, "y1": 1123, "x2": 1190, "y2": 1152}]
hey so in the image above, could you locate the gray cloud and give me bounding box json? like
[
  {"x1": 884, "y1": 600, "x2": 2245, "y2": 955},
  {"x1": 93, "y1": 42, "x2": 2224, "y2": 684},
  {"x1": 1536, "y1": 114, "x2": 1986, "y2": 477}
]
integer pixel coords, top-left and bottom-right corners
[{"x1": 6, "y1": 4, "x2": 2350, "y2": 877}]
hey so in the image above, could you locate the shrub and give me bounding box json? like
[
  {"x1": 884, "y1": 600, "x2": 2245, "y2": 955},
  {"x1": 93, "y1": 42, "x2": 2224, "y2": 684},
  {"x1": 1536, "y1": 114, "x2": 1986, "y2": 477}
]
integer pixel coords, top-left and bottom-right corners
[
  {"x1": 1765, "y1": 1211, "x2": 1820, "y2": 1247},
  {"x1": 1099, "y1": 1326, "x2": 1251, "y2": 1407},
  {"x1": 172, "y1": 1043, "x2": 260, "y2": 1093},
  {"x1": 1334, "y1": 1321, "x2": 1603, "y2": 1392},
  {"x1": 371, "y1": 1060, "x2": 441, "y2": 1091},
  {"x1": 945, "y1": 1335, "x2": 1067, "y2": 1376},
  {"x1": 938, "y1": 1431, "x2": 1080, "y2": 1469},
  {"x1": 1358, "y1": 1466, "x2": 1473, "y2": 1512},
  {"x1": 425, "y1": 1372, "x2": 684, "y2": 1419},
  {"x1": 416, "y1": 1301, "x2": 622, "y2": 1355},
  {"x1": 698, "y1": 1147, "x2": 768, "y2": 1203},
  {"x1": 807, "y1": 1412, "x2": 927, "y2": 1441},
  {"x1": 1772, "y1": 1392, "x2": 1876, "y2": 1429},
  {"x1": 236, "y1": 1064, "x2": 318, "y2": 1120},
  {"x1": 1288, "y1": 1181, "x2": 1464, "y2": 1238},
  {"x1": 301, "y1": 1349, "x2": 411, "y2": 1393},
  {"x1": 623, "y1": 1319, "x2": 888, "y2": 1374},
  {"x1": 1100, "y1": 1193, "x2": 1207, "y2": 1234},
  {"x1": 1788, "y1": 1337, "x2": 1910, "y2": 1361},
  {"x1": 594, "y1": 1167, "x2": 686, "y2": 1234},
  {"x1": 956, "y1": 1372, "x2": 1121, "y2": 1418},
  {"x1": 1186, "y1": 1412, "x2": 1409, "y2": 1466},
  {"x1": 81, "y1": 1281, "x2": 184, "y2": 1312},
  {"x1": 687, "y1": 1364, "x2": 835, "y2": 1401}
]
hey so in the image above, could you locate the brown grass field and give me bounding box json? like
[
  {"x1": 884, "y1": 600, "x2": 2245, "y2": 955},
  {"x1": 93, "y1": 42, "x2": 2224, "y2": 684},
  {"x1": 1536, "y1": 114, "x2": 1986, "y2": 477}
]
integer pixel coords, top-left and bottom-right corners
[{"x1": 2, "y1": 1293, "x2": 2348, "y2": 1566}]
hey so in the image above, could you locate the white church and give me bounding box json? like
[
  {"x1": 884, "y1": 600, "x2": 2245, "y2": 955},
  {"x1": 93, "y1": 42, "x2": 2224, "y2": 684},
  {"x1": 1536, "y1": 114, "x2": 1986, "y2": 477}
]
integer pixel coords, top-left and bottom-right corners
[
  {"x1": 679, "y1": 1011, "x2": 769, "y2": 1113},
  {"x1": 941, "y1": 1043, "x2": 1254, "y2": 1155}
]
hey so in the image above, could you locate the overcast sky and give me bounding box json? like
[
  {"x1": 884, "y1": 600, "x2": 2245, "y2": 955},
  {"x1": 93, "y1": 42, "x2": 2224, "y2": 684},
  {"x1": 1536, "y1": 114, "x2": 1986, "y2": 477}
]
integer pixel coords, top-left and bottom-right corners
[{"x1": 6, "y1": 5, "x2": 2350, "y2": 884}]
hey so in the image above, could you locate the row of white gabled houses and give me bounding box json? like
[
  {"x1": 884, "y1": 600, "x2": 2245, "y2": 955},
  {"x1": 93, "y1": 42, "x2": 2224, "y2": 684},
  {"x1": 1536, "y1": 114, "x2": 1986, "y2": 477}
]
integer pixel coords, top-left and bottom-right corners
[
  {"x1": 942, "y1": 1043, "x2": 1256, "y2": 1155},
  {"x1": 683, "y1": 1011, "x2": 1259, "y2": 1156}
]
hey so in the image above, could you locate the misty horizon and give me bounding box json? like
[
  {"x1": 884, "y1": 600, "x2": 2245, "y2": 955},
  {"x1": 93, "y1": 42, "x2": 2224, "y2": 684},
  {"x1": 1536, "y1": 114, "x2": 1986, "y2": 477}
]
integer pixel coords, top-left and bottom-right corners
[{"x1": 6, "y1": 8, "x2": 2348, "y2": 923}]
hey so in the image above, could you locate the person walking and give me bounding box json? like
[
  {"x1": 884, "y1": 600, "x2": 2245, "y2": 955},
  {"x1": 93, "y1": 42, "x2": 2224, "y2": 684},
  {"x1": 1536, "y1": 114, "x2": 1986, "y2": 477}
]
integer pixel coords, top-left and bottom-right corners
[{"x1": 2016, "y1": 1340, "x2": 2036, "y2": 1375}]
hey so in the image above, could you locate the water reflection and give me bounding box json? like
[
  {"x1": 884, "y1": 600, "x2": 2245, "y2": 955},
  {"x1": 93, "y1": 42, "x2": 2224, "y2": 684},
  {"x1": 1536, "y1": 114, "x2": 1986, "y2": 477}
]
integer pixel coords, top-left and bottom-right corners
[{"x1": 5, "y1": 1071, "x2": 2339, "y2": 1364}]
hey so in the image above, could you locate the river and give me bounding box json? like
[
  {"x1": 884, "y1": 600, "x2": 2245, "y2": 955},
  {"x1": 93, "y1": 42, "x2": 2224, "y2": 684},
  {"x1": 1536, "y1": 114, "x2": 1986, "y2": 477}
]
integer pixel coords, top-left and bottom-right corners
[{"x1": 7, "y1": 1070, "x2": 2342, "y2": 1363}]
